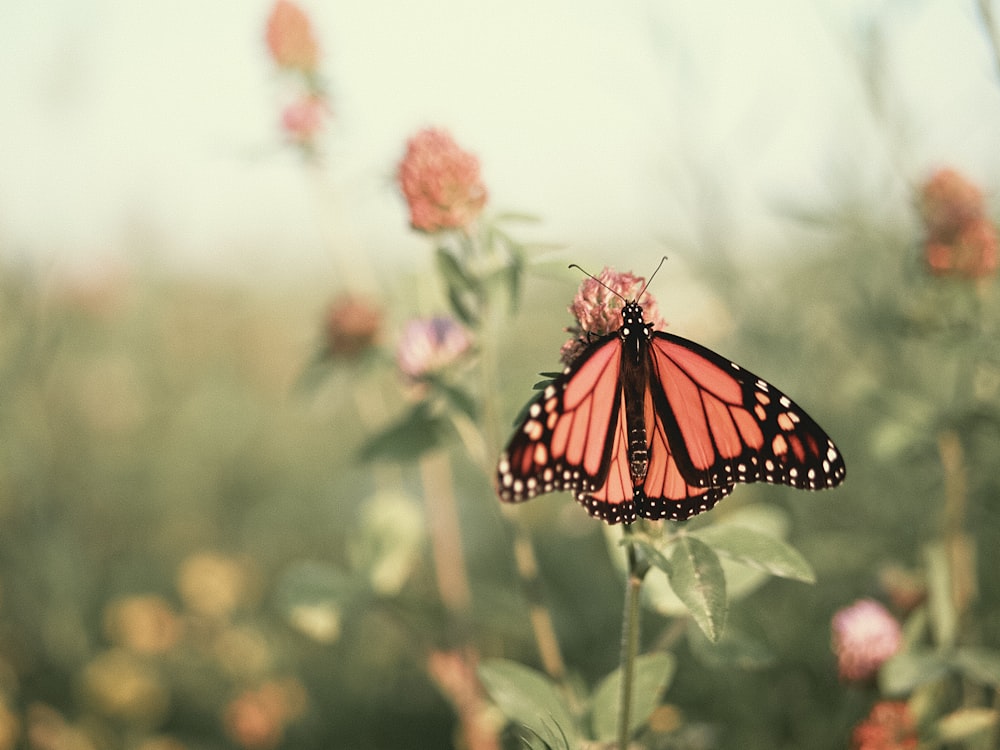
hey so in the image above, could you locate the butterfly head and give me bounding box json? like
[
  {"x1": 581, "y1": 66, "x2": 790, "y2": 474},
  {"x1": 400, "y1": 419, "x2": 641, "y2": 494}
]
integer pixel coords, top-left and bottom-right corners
[{"x1": 619, "y1": 300, "x2": 651, "y2": 341}]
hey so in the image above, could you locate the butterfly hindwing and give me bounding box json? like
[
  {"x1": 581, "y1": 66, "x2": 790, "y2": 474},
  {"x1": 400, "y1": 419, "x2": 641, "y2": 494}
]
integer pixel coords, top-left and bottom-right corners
[{"x1": 636, "y1": 378, "x2": 735, "y2": 520}]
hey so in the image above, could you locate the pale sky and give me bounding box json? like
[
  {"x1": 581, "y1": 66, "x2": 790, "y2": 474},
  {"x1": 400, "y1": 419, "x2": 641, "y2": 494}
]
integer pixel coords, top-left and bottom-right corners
[{"x1": 1, "y1": 0, "x2": 998, "y2": 282}]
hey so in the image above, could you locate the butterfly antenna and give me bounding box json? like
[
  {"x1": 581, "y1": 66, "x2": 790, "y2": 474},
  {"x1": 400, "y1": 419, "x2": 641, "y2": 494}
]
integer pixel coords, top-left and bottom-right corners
[
  {"x1": 567, "y1": 263, "x2": 627, "y2": 303},
  {"x1": 636, "y1": 255, "x2": 669, "y2": 299}
]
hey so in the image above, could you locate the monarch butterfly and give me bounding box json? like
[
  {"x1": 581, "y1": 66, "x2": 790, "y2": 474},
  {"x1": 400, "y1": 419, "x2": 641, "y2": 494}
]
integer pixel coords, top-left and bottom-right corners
[{"x1": 496, "y1": 263, "x2": 846, "y2": 524}]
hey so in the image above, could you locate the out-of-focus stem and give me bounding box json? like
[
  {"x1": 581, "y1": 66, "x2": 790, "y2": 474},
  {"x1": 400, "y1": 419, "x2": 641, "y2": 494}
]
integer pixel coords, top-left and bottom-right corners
[
  {"x1": 977, "y1": 0, "x2": 1000, "y2": 85},
  {"x1": 479, "y1": 287, "x2": 571, "y2": 688},
  {"x1": 511, "y1": 527, "x2": 569, "y2": 683},
  {"x1": 617, "y1": 524, "x2": 647, "y2": 750},
  {"x1": 937, "y1": 430, "x2": 976, "y2": 622},
  {"x1": 419, "y1": 450, "x2": 472, "y2": 616}
]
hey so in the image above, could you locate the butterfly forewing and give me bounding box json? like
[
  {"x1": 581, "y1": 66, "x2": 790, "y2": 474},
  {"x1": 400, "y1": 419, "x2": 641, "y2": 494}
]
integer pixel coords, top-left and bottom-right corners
[
  {"x1": 648, "y1": 333, "x2": 846, "y2": 491},
  {"x1": 497, "y1": 334, "x2": 622, "y2": 503}
]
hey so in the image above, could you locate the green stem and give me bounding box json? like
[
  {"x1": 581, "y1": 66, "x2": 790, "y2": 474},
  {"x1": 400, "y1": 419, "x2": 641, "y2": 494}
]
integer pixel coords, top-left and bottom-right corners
[{"x1": 618, "y1": 524, "x2": 648, "y2": 750}]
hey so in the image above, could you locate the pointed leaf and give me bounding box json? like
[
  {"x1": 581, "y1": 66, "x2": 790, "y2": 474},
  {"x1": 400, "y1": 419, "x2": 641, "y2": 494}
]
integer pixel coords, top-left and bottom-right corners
[
  {"x1": 952, "y1": 647, "x2": 1000, "y2": 688},
  {"x1": 686, "y1": 620, "x2": 776, "y2": 670},
  {"x1": 435, "y1": 247, "x2": 477, "y2": 292},
  {"x1": 924, "y1": 542, "x2": 957, "y2": 649},
  {"x1": 934, "y1": 708, "x2": 997, "y2": 743},
  {"x1": 668, "y1": 535, "x2": 727, "y2": 641},
  {"x1": 358, "y1": 403, "x2": 449, "y2": 462},
  {"x1": 631, "y1": 538, "x2": 672, "y2": 577},
  {"x1": 590, "y1": 652, "x2": 675, "y2": 743},
  {"x1": 493, "y1": 211, "x2": 543, "y2": 224},
  {"x1": 879, "y1": 649, "x2": 949, "y2": 695},
  {"x1": 274, "y1": 560, "x2": 357, "y2": 643},
  {"x1": 691, "y1": 525, "x2": 815, "y2": 583},
  {"x1": 424, "y1": 375, "x2": 479, "y2": 420},
  {"x1": 446, "y1": 285, "x2": 480, "y2": 327},
  {"x1": 346, "y1": 492, "x2": 424, "y2": 596},
  {"x1": 478, "y1": 659, "x2": 577, "y2": 749}
]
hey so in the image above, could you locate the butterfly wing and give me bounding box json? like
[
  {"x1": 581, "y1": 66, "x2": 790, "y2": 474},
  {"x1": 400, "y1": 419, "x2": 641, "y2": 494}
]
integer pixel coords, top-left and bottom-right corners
[
  {"x1": 635, "y1": 378, "x2": 735, "y2": 521},
  {"x1": 497, "y1": 333, "x2": 737, "y2": 524},
  {"x1": 647, "y1": 332, "x2": 846, "y2": 491},
  {"x1": 497, "y1": 334, "x2": 623, "y2": 505}
]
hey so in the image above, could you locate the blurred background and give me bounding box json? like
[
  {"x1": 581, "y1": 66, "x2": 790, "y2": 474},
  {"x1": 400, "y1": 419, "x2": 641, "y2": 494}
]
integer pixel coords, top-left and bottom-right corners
[{"x1": 1, "y1": 1, "x2": 1000, "y2": 749}]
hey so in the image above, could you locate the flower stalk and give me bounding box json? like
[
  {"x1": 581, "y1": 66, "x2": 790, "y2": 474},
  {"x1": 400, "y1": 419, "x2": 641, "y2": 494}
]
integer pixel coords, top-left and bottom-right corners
[{"x1": 618, "y1": 524, "x2": 650, "y2": 750}]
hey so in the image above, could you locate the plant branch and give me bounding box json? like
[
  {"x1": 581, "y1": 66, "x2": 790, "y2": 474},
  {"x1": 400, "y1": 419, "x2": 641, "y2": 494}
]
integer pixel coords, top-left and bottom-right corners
[{"x1": 618, "y1": 524, "x2": 649, "y2": 750}]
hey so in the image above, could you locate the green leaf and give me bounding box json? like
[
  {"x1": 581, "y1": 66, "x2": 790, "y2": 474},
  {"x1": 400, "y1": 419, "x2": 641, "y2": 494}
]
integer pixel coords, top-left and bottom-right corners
[
  {"x1": 667, "y1": 535, "x2": 727, "y2": 642},
  {"x1": 358, "y1": 403, "x2": 450, "y2": 462},
  {"x1": 879, "y1": 649, "x2": 950, "y2": 695},
  {"x1": 446, "y1": 285, "x2": 480, "y2": 327},
  {"x1": 423, "y1": 375, "x2": 479, "y2": 420},
  {"x1": 347, "y1": 492, "x2": 424, "y2": 596},
  {"x1": 934, "y1": 708, "x2": 998, "y2": 743},
  {"x1": 478, "y1": 659, "x2": 576, "y2": 750},
  {"x1": 590, "y1": 652, "x2": 675, "y2": 743},
  {"x1": 924, "y1": 541, "x2": 957, "y2": 649},
  {"x1": 686, "y1": 620, "x2": 777, "y2": 670},
  {"x1": 274, "y1": 560, "x2": 357, "y2": 643},
  {"x1": 639, "y1": 507, "x2": 793, "y2": 617},
  {"x1": 435, "y1": 247, "x2": 477, "y2": 292},
  {"x1": 493, "y1": 211, "x2": 543, "y2": 224},
  {"x1": 952, "y1": 647, "x2": 1000, "y2": 688},
  {"x1": 690, "y1": 525, "x2": 815, "y2": 583},
  {"x1": 436, "y1": 248, "x2": 482, "y2": 325},
  {"x1": 630, "y1": 537, "x2": 672, "y2": 577}
]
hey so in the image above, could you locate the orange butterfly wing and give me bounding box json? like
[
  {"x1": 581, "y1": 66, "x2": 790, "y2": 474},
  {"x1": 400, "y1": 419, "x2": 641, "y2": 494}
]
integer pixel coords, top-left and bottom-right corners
[
  {"x1": 497, "y1": 335, "x2": 736, "y2": 524},
  {"x1": 497, "y1": 335, "x2": 623, "y2": 506},
  {"x1": 648, "y1": 333, "x2": 846, "y2": 492}
]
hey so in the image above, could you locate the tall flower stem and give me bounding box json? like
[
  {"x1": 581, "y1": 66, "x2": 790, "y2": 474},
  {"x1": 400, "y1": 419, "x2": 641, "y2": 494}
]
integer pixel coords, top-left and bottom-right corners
[
  {"x1": 617, "y1": 524, "x2": 649, "y2": 750},
  {"x1": 479, "y1": 290, "x2": 570, "y2": 687},
  {"x1": 419, "y1": 449, "x2": 472, "y2": 619}
]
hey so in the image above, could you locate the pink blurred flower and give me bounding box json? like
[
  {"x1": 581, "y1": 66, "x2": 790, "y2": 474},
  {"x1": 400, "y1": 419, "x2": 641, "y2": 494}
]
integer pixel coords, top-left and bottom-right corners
[
  {"x1": 281, "y1": 95, "x2": 328, "y2": 143},
  {"x1": 851, "y1": 701, "x2": 918, "y2": 750},
  {"x1": 560, "y1": 266, "x2": 666, "y2": 365},
  {"x1": 832, "y1": 599, "x2": 902, "y2": 682},
  {"x1": 919, "y1": 168, "x2": 997, "y2": 279},
  {"x1": 396, "y1": 317, "x2": 472, "y2": 380},
  {"x1": 323, "y1": 294, "x2": 382, "y2": 358},
  {"x1": 265, "y1": 0, "x2": 319, "y2": 73},
  {"x1": 920, "y1": 168, "x2": 984, "y2": 242},
  {"x1": 397, "y1": 128, "x2": 488, "y2": 233},
  {"x1": 925, "y1": 217, "x2": 998, "y2": 279},
  {"x1": 223, "y1": 679, "x2": 307, "y2": 750}
]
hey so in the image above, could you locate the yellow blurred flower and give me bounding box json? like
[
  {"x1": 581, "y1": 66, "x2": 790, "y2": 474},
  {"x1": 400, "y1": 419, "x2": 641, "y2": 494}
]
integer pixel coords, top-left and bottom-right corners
[
  {"x1": 177, "y1": 552, "x2": 254, "y2": 620},
  {"x1": 81, "y1": 649, "x2": 169, "y2": 724},
  {"x1": 26, "y1": 703, "x2": 95, "y2": 750},
  {"x1": 103, "y1": 595, "x2": 183, "y2": 655},
  {"x1": 0, "y1": 702, "x2": 19, "y2": 750},
  {"x1": 213, "y1": 626, "x2": 272, "y2": 678},
  {"x1": 287, "y1": 602, "x2": 341, "y2": 644},
  {"x1": 136, "y1": 737, "x2": 187, "y2": 750}
]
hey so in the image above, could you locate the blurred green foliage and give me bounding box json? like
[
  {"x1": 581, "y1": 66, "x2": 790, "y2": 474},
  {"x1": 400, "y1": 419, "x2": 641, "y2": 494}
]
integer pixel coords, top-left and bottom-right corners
[{"x1": 0, "y1": 200, "x2": 999, "y2": 750}]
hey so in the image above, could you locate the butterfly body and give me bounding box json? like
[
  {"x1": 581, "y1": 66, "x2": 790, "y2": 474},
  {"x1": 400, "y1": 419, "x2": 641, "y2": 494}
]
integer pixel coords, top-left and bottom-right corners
[{"x1": 496, "y1": 300, "x2": 845, "y2": 524}]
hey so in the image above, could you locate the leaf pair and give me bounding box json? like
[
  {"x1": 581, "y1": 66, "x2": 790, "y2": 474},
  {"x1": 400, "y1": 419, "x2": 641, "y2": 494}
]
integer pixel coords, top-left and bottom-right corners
[
  {"x1": 628, "y1": 509, "x2": 815, "y2": 642},
  {"x1": 478, "y1": 653, "x2": 675, "y2": 748}
]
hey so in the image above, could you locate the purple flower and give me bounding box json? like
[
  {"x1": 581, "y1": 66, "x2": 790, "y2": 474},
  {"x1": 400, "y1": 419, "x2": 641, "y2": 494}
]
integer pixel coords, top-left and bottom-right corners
[{"x1": 396, "y1": 317, "x2": 471, "y2": 380}]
